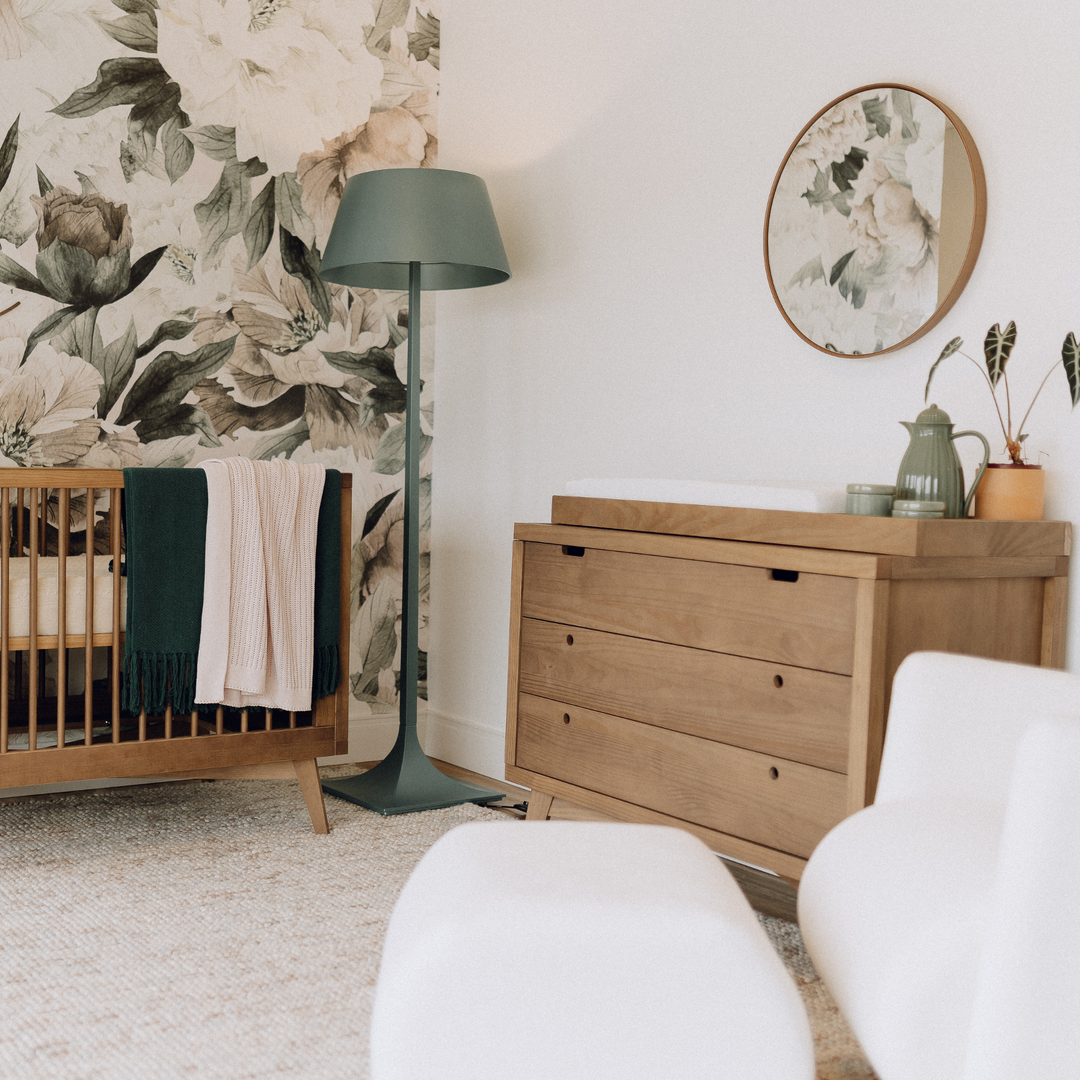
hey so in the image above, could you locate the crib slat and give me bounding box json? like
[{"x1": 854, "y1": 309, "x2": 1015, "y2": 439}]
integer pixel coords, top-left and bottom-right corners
[
  {"x1": 216, "y1": 706, "x2": 224, "y2": 736},
  {"x1": 28, "y1": 487, "x2": 38, "y2": 750},
  {"x1": 240, "y1": 709, "x2": 249, "y2": 733},
  {"x1": 110, "y1": 487, "x2": 121, "y2": 736},
  {"x1": 1, "y1": 486, "x2": 9, "y2": 754},
  {"x1": 84, "y1": 487, "x2": 95, "y2": 744},
  {"x1": 57, "y1": 488, "x2": 69, "y2": 746},
  {"x1": 37, "y1": 489, "x2": 47, "y2": 708},
  {"x1": 191, "y1": 710, "x2": 198, "y2": 737},
  {"x1": 164, "y1": 703, "x2": 172, "y2": 740}
]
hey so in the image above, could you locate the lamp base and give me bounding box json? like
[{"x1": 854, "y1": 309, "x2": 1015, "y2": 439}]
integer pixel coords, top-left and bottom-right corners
[{"x1": 322, "y1": 731, "x2": 504, "y2": 816}]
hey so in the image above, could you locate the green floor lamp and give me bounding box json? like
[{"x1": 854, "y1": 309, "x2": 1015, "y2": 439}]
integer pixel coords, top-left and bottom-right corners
[{"x1": 318, "y1": 168, "x2": 511, "y2": 815}]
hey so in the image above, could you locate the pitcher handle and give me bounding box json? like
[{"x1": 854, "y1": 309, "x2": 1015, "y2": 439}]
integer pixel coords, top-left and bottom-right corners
[{"x1": 952, "y1": 429, "x2": 991, "y2": 517}]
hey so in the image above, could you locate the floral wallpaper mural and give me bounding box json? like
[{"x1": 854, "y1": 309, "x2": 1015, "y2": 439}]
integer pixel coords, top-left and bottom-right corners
[{"x1": 0, "y1": 0, "x2": 440, "y2": 720}]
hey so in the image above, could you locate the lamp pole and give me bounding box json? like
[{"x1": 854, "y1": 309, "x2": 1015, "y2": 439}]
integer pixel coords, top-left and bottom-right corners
[{"x1": 321, "y1": 262, "x2": 505, "y2": 814}]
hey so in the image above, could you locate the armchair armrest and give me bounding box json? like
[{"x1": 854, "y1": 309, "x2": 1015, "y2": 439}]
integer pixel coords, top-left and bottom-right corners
[
  {"x1": 875, "y1": 652, "x2": 1080, "y2": 806},
  {"x1": 962, "y1": 718, "x2": 1080, "y2": 1080}
]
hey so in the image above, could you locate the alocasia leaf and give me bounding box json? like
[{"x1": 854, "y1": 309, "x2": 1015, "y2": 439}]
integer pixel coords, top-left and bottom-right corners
[
  {"x1": 925, "y1": 336, "x2": 963, "y2": 402},
  {"x1": 1062, "y1": 331, "x2": 1080, "y2": 407},
  {"x1": 983, "y1": 321, "x2": 1017, "y2": 387}
]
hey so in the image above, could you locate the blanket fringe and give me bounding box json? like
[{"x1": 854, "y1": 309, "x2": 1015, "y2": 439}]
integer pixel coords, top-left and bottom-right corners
[
  {"x1": 122, "y1": 651, "x2": 198, "y2": 716},
  {"x1": 312, "y1": 644, "x2": 341, "y2": 703}
]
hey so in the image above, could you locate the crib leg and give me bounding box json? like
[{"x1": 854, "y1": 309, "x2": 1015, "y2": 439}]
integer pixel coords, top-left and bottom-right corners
[{"x1": 293, "y1": 758, "x2": 330, "y2": 835}]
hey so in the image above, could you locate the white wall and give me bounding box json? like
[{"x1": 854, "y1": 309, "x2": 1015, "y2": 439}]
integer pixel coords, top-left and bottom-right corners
[{"x1": 428, "y1": 0, "x2": 1080, "y2": 778}]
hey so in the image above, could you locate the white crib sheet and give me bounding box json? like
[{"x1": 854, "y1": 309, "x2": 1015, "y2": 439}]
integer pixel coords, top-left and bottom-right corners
[{"x1": 5, "y1": 556, "x2": 126, "y2": 638}]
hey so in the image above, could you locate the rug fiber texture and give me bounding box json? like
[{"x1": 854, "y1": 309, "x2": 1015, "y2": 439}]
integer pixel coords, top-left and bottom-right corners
[{"x1": 0, "y1": 771, "x2": 876, "y2": 1079}]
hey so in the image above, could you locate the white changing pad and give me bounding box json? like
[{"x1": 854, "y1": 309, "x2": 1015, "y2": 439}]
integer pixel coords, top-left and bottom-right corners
[
  {"x1": 6, "y1": 555, "x2": 126, "y2": 638},
  {"x1": 564, "y1": 478, "x2": 848, "y2": 514}
]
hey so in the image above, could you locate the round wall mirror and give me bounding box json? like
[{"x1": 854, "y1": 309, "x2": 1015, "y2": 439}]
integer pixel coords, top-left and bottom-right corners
[{"x1": 764, "y1": 84, "x2": 985, "y2": 358}]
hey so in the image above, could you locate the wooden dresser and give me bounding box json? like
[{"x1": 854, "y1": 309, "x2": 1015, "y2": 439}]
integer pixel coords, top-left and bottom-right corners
[{"x1": 504, "y1": 497, "x2": 1070, "y2": 880}]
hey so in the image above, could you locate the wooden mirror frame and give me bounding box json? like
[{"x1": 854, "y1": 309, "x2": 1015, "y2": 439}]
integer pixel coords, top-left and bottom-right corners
[{"x1": 764, "y1": 84, "x2": 986, "y2": 358}]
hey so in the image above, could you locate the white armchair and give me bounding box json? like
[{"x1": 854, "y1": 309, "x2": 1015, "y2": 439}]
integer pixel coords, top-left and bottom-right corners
[{"x1": 798, "y1": 651, "x2": 1080, "y2": 1080}]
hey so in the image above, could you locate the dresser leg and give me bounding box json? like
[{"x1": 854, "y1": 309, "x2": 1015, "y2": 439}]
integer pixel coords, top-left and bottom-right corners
[{"x1": 525, "y1": 791, "x2": 554, "y2": 820}]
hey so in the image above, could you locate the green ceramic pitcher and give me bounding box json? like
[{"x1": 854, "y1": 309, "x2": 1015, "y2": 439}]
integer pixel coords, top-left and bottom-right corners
[{"x1": 895, "y1": 404, "x2": 990, "y2": 519}]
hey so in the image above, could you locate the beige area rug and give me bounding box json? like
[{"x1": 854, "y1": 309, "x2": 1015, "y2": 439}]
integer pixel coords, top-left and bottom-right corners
[
  {"x1": 759, "y1": 915, "x2": 880, "y2": 1080},
  {"x1": 0, "y1": 769, "x2": 876, "y2": 1079}
]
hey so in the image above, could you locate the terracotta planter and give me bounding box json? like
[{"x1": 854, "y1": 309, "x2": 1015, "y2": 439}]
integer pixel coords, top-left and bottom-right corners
[{"x1": 971, "y1": 463, "x2": 1045, "y2": 520}]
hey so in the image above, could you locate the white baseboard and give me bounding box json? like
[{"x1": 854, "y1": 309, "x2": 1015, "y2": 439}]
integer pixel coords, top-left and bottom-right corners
[
  {"x1": 422, "y1": 709, "x2": 507, "y2": 782},
  {"x1": 319, "y1": 708, "x2": 506, "y2": 782}
]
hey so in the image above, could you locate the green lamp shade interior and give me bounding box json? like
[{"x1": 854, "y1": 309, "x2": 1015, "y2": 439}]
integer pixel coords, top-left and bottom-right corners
[{"x1": 320, "y1": 168, "x2": 511, "y2": 291}]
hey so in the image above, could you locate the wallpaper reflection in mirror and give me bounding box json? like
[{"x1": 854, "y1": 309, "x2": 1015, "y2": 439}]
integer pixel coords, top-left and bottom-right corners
[{"x1": 765, "y1": 85, "x2": 983, "y2": 358}]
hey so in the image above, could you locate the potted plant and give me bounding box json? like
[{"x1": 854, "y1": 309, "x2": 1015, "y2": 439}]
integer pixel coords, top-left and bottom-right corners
[{"x1": 924, "y1": 322, "x2": 1080, "y2": 519}]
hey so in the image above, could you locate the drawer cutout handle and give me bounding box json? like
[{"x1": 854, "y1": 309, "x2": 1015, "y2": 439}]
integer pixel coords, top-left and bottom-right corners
[
  {"x1": 770, "y1": 568, "x2": 799, "y2": 583},
  {"x1": 566, "y1": 634, "x2": 574, "y2": 645},
  {"x1": 769, "y1": 767, "x2": 779, "y2": 779},
  {"x1": 563, "y1": 713, "x2": 571, "y2": 724},
  {"x1": 773, "y1": 674, "x2": 784, "y2": 688},
  {"x1": 562, "y1": 545, "x2": 585, "y2": 557}
]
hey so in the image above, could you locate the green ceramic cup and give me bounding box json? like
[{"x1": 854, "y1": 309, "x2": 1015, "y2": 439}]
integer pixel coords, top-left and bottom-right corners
[{"x1": 846, "y1": 483, "x2": 895, "y2": 516}]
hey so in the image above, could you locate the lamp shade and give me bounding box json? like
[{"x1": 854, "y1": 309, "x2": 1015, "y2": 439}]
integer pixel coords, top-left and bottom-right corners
[{"x1": 319, "y1": 168, "x2": 510, "y2": 291}]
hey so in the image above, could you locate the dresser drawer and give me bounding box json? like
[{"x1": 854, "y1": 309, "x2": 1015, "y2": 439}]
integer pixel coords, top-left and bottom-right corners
[
  {"x1": 515, "y1": 693, "x2": 848, "y2": 859},
  {"x1": 518, "y1": 618, "x2": 850, "y2": 770},
  {"x1": 520, "y1": 542, "x2": 858, "y2": 674}
]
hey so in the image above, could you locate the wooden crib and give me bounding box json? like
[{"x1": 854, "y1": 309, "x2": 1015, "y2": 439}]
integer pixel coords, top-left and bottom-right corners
[{"x1": 1, "y1": 467, "x2": 351, "y2": 832}]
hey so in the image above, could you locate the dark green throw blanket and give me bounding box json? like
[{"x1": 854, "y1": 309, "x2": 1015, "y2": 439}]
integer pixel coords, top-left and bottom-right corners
[
  {"x1": 121, "y1": 468, "x2": 208, "y2": 715},
  {"x1": 122, "y1": 467, "x2": 342, "y2": 715},
  {"x1": 312, "y1": 468, "x2": 342, "y2": 701}
]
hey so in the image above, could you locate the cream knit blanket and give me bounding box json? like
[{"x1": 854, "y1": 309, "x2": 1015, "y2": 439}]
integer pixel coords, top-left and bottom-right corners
[{"x1": 195, "y1": 458, "x2": 326, "y2": 712}]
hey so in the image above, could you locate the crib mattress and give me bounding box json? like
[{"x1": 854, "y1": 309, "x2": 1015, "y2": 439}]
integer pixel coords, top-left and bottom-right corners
[{"x1": 5, "y1": 556, "x2": 126, "y2": 639}]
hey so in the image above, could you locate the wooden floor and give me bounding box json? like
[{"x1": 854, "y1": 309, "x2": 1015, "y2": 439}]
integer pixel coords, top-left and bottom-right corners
[{"x1": 351, "y1": 758, "x2": 799, "y2": 923}]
